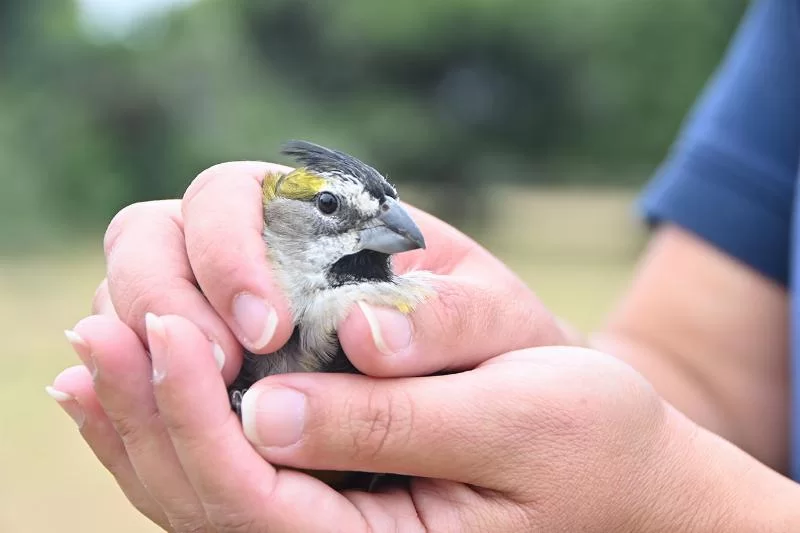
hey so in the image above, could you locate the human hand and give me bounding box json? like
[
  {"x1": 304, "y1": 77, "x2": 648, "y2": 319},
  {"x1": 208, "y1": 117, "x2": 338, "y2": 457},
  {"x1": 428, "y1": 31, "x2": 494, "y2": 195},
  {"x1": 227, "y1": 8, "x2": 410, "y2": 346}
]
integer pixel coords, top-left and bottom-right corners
[
  {"x1": 50, "y1": 160, "x2": 799, "y2": 531},
  {"x1": 49, "y1": 160, "x2": 579, "y2": 530},
  {"x1": 50, "y1": 315, "x2": 782, "y2": 532},
  {"x1": 95, "y1": 161, "x2": 572, "y2": 381}
]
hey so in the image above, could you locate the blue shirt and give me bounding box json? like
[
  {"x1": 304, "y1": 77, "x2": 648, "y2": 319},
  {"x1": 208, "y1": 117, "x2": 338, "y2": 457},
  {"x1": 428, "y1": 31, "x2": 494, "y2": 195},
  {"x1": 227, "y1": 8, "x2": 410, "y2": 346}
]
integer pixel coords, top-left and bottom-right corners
[{"x1": 638, "y1": 0, "x2": 800, "y2": 478}]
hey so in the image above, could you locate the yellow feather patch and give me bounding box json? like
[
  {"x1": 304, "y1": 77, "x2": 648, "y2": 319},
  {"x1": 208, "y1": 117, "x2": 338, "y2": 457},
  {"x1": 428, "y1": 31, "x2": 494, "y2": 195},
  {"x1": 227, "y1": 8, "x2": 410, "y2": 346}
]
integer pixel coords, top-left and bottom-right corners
[
  {"x1": 394, "y1": 302, "x2": 414, "y2": 314},
  {"x1": 262, "y1": 168, "x2": 326, "y2": 204},
  {"x1": 262, "y1": 171, "x2": 283, "y2": 203},
  {"x1": 276, "y1": 168, "x2": 327, "y2": 200}
]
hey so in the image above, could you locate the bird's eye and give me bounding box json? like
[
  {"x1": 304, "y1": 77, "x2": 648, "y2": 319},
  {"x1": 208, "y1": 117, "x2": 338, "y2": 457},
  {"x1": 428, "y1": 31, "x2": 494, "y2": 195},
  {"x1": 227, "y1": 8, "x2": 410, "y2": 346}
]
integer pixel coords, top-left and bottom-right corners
[{"x1": 316, "y1": 192, "x2": 339, "y2": 215}]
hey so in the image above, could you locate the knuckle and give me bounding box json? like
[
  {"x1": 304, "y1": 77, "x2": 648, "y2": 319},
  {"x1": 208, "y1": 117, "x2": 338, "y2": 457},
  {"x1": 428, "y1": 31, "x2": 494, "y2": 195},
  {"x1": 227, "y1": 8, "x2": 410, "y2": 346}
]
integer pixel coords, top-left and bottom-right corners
[
  {"x1": 428, "y1": 282, "x2": 474, "y2": 347},
  {"x1": 104, "y1": 202, "x2": 156, "y2": 258},
  {"x1": 104, "y1": 200, "x2": 182, "y2": 264},
  {"x1": 347, "y1": 385, "x2": 415, "y2": 461},
  {"x1": 108, "y1": 408, "x2": 160, "y2": 453},
  {"x1": 431, "y1": 280, "x2": 545, "y2": 358},
  {"x1": 111, "y1": 413, "x2": 143, "y2": 445},
  {"x1": 503, "y1": 291, "x2": 562, "y2": 348},
  {"x1": 123, "y1": 283, "x2": 158, "y2": 324},
  {"x1": 184, "y1": 162, "x2": 240, "y2": 205},
  {"x1": 121, "y1": 279, "x2": 190, "y2": 329},
  {"x1": 158, "y1": 406, "x2": 196, "y2": 439},
  {"x1": 159, "y1": 412, "x2": 234, "y2": 465}
]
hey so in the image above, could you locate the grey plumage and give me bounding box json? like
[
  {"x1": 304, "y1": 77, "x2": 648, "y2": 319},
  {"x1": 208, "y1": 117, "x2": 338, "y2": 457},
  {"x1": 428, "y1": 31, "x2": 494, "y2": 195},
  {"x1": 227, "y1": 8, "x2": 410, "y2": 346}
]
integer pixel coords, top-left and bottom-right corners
[{"x1": 229, "y1": 140, "x2": 433, "y2": 417}]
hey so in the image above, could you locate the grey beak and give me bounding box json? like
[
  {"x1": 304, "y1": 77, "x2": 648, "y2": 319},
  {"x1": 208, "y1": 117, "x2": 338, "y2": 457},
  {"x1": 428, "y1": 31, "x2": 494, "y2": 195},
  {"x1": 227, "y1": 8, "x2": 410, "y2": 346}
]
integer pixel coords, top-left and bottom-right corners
[{"x1": 358, "y1": 197, "x2": 426, "y2": 254}]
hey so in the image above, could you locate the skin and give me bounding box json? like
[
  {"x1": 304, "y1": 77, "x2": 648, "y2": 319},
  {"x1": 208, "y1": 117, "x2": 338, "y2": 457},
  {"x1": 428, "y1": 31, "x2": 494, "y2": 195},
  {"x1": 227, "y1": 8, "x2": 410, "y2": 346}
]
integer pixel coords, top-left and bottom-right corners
[
  {"x1": 594, "y1": 225, "x2": 791, "y2": 474},
  {"x1": 49, "y1": 161, "x2": 800, "y2": 531}
]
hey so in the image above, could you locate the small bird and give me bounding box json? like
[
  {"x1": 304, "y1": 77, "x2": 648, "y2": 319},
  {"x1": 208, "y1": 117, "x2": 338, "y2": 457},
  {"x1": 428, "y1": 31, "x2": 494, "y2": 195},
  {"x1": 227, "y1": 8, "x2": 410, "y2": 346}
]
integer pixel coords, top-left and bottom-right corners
[{"x1": 228, "y1": 140, "x2": 434, "y2": 490}]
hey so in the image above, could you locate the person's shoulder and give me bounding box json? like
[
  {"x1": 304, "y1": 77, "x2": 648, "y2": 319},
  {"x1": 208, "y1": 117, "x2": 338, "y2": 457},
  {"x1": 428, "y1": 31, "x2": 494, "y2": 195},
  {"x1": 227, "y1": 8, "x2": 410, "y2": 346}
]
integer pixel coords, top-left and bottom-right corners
[{"x1": 637, "y1": 0, "x2": 800, "y2": 286}]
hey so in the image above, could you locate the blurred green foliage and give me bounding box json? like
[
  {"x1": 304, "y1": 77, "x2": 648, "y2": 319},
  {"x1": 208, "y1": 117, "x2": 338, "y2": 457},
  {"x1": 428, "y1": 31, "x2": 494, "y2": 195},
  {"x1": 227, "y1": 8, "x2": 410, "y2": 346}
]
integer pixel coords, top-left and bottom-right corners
[{"x1": 0, "y1": 0, "x2": 747, "y2": 248}]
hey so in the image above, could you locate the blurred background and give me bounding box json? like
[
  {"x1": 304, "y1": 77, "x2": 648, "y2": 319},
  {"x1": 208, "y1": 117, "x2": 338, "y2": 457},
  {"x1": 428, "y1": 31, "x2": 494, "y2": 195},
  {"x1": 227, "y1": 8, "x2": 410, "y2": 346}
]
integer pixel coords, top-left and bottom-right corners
[{"x1": 0, "y1": 0, "x2": 747, "y2": 531}]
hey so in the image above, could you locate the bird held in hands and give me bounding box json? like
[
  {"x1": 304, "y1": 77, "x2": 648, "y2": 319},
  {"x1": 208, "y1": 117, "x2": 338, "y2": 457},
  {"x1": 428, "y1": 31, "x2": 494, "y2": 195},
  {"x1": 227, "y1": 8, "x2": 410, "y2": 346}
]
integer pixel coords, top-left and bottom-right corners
[{"x1": 227, "y1": 140, "x2": 435, "y2": 490}]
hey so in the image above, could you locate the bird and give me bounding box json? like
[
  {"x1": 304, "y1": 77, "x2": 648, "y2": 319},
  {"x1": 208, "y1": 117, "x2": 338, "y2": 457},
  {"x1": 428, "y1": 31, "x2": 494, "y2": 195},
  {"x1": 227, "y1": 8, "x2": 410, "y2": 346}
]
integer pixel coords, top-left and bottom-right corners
[{"x1": 228, "y1": 140, "x2": 435, "y2": 490}]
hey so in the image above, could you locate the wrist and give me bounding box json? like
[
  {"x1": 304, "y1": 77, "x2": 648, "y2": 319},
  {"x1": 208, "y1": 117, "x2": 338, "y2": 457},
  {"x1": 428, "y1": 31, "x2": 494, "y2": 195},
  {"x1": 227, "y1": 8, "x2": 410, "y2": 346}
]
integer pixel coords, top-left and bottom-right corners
[{"x1": 641, "y1": 403, "x2": 800, "y2": 532}]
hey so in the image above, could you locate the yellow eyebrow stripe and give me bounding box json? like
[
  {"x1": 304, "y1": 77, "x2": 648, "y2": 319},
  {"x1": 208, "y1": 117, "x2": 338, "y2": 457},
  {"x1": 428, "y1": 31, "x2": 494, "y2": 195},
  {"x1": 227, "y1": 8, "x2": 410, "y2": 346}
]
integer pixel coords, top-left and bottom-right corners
[
  {"x1": 263, "y1": 168, "x2": 327, "y2": 203},
  {"x1": 278, "y1": 169, "x2": 327, "y2": 200},
  {"x1": 262, "y1": 171, "x2": 282, "y2": 203}
]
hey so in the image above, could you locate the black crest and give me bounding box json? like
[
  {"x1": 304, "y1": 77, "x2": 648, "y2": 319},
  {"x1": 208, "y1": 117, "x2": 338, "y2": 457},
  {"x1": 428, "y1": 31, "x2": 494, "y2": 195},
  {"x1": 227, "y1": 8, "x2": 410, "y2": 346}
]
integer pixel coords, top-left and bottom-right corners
[{"x1": 281, "y1": 140, "x2": 398, "y2": 200}]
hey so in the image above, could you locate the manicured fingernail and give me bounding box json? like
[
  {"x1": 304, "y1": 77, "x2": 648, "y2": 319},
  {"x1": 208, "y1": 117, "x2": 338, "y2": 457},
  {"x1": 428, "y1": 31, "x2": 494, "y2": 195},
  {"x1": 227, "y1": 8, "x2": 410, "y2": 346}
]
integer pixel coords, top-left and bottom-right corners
[
  {"x1": 233, "y1": 293, "x2": 278, "y2": 350},
  {"x1": 212, "y1": 342, "x2": 226, "y2": 371},
  {"x1": 357, "y1": 302, "x2": 413, "y2": 356},
  {"x1": 145, "y1": 313, "x2": 168, "y2": 383},
  {"x1": 64, "y1": 329, "x2": 96, "y2": 378},
  {"x1": 242, "y1": 387, "x2": 306, "y2": 448},
  {"x1": 45, "y1": 386, "x2": 86, "y2": 428}
]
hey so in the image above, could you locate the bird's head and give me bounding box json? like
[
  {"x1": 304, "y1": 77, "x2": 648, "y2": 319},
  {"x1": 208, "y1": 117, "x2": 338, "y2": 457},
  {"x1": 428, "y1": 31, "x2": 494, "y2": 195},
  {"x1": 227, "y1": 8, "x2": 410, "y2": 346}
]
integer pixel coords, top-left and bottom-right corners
[{"x1": 261, "y1": 140, "x2": 425, "y2": 288}]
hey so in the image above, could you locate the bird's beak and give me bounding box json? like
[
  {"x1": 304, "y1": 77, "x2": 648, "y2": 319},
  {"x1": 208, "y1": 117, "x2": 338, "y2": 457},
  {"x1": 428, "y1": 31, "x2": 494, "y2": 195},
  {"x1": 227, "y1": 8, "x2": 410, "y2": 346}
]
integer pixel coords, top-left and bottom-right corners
[{"x1": 358, "y1": 197, "x2": 426, "y2": 254}]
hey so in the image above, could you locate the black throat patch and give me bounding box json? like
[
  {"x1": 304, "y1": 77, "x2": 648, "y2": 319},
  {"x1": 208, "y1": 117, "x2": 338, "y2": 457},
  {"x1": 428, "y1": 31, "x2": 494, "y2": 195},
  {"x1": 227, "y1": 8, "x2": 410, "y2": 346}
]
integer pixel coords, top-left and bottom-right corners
[{"x1": 327, "y1": 250, "x2": 393, "y2": 287}]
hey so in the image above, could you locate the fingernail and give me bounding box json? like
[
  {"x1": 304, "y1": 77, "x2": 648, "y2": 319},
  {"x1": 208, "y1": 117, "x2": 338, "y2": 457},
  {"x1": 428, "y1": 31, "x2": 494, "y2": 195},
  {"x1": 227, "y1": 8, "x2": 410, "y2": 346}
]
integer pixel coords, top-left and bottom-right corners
[
  {"x1": 242, "y1": 387, "x2": 306, "y2": 448},
  {"x1": 212, "y1": 342, "x2": 226, "y2": 371},
  {"x1": 45, "y1": 386, "x2": 86, "y2": 428},
  {"x1": 233, "y1": 293, "x2": 278, "y2": 350},
  {"x1": 64, "y1": 329, "x2": 96, "y2": 379},
  {"x1": 357, "y1": 302, "x2": 413, "y2": 356},
  {"x1": 145, "y1": 313, "x2": 168, "y2": 383}
]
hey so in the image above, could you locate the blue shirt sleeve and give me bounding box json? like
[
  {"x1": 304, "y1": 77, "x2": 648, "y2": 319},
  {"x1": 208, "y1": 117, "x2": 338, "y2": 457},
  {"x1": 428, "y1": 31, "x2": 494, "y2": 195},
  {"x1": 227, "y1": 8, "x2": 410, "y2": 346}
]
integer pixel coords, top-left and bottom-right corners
[{"x1": 639, "y1": 0, "x2": 800, "y2": 285}]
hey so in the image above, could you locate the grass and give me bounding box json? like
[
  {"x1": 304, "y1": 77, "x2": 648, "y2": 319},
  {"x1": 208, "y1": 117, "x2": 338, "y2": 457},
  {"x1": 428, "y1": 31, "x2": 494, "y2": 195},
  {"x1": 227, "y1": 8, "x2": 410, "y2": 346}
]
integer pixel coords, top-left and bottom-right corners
[{"x1": 0, "y1": 187, "x2": 644, "y2": 532}]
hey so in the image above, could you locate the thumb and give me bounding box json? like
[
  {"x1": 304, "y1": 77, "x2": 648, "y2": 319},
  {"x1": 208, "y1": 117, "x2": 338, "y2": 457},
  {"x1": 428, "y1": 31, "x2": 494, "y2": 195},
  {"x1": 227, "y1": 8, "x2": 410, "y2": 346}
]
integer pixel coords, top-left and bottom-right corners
[
  {"x1": 337, "y1": 275, "x2": 571, "y2": 377},
  {"x1": 239, "y1": 348, "x2": 597, "y2": 491}
]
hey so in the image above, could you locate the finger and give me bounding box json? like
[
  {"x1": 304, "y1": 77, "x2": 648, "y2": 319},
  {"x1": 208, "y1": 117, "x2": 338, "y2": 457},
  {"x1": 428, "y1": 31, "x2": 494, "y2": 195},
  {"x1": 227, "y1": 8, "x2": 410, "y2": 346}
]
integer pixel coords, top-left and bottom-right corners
[
  {"x1": 147, "y1": 313, "x2": 369, "y2": 532},
  {"x1": 240, "y1": 349, "x2": 599, "y2": 493},
  {"x1": 239, "y1": 368, "x2": 511, "y2": 489},
  {"x1": 91, "y1": 278, "x2": 118, "y2": 317},
  {"x1": 69, "y1": 315, "x2": 210, "y2": 532},
  {"x1": 46, "y1": 366, "x2": 171, "y2": 530},
  {"x1": 104, "y1": 199, "x2": 240, "y2": 382},
  {"x1": 182, "y1": 161, "x2": 296, "y2": 354},
  {"x1": 338, "y1": 274, "x2": 568, "y2": 377}
]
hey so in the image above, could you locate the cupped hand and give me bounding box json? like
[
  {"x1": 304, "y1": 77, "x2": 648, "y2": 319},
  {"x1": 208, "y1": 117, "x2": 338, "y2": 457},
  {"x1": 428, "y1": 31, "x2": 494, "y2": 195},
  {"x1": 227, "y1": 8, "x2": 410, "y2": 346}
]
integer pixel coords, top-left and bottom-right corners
[
  {"x1": 96, "y1": 161, "x2": 572, "y2": 382},
  {"x1": 51, "y1": 314, "x2": 694, "y2": 533},
  {"x1": 52, "y1": 160, "x2": 580, "y2": 530}
]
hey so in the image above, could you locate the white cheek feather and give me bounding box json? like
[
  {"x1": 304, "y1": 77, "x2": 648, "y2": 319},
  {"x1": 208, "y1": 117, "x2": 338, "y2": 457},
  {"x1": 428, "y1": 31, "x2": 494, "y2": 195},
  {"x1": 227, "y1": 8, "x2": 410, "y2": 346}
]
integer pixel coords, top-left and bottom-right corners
[
  {"x1": 324, "y1": 176, "x2": 381, "y2": 217},
  {"x1": 350, "y1": 188, "x2": 379, "y2": 217},
  {"x1": 263, "y1": 225, "x2": 363, "y2": 314}
]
